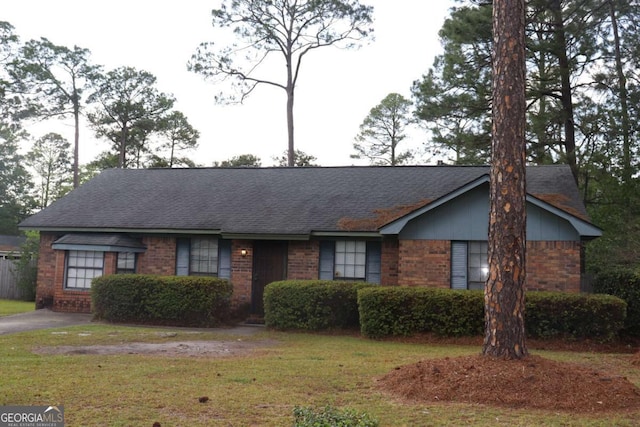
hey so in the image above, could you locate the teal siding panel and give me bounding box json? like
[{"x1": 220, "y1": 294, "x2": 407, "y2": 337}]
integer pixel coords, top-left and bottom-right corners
[
  {"x1": 319, "y1": 241, "x2": 334, "y2": 280},
  {"x1": 218, "y1": 239, "x2": 231, "y2": 279},
  {"x1": 365, "y1": 241, "x2": 381, "y2": 284},
  {"x1": 176, "y1": 238, "x2": 189, "y2": 276},
  {"x1": 399, "y1": 183, "x2": 579, "y2": 241},
  {"x1": 451, "y1": 241, "x2": 468, "y2": 290}
]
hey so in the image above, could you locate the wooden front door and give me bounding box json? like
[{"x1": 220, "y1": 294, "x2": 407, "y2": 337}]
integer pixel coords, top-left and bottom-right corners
[{"x1": 251, "y1": 241, "x2": 288, "y2": 316}]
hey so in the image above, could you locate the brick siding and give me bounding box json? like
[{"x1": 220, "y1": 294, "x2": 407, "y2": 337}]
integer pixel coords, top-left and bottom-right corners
[
  {"x1": 287, "y1": 241, "x2": 319, "y2": 280},
  {"x1": 35, "y1": 232, "x2": 59, "y2": 309},
  {"x1": 37, "y1": 232, "x2": 585, "y2": 313},
  {"x1": 137, "y1": 236, "x2": 176, "y2": 275},
  {"x1": 526, "y1": 240, "x2": 582, "y2": 292},
  {"x1": 230, "y1": 240, "x2": 252, "y2": 307},
  {"x1": 397, "y1": 240, "x2": 451, "y2": 288},
  {"x1": 381, "y1": 237, "x2": 399, "y2": 286}
]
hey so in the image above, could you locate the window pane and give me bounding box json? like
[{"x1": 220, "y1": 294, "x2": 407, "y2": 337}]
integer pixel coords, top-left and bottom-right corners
[
  {"x1": 334, "y1": 240, "x2": 366, "y2": 279},
  {"x1": 66, "y1": 251, "x2": 104, "y2": 289},
  {"x1": 467, "y1": 241, "x2": 488, "y2": 290},
  {"x1": 190, "y1": 238, "x2": 218, "y2": 275}
]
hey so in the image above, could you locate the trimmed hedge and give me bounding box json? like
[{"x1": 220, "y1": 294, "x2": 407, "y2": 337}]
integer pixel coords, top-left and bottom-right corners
[
  {"x1": 92, "y1": 274, "x2": 232, "y2": 327},
  {"x1": 526, "y1": 291, "x2": 626, "y2": 341},
  {"x1": 264, "y1": 280, "x2": 375, "y2": 330},
  {"x1": 358, "y1": 287, "x2": 627, "y2": 341},
  {"x1": 593, "y1": 269, "x2": 640, "y2": 336},
  {"x1": 358, "y1": 288, "x2": 484, "y2": 338}
]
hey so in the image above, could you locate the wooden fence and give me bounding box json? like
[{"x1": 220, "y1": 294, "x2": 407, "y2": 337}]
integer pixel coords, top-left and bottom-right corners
[{"x1": 0, "y1": 258, "x2": 26, "y2": 300}]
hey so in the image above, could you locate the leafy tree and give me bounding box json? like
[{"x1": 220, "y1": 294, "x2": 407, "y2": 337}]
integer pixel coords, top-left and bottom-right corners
[
  {"x1": 26, "y1": 132, "x2": 72, "y2": 209},
  {"x1": 11, "y1": 38, "x2": 100, "y2": 188},
  {"x1": 274, "y1": 149, "x2": 318, "y2": 167},
  {"x1": 0, "y1": 132, "x2": 35, "y2": 234},
  {"x1": 411, "y1": 5, "x2": 493, "y2": 164},
  {"x1": 11, "y1": 230, "x2": 39, "y2": 301},
  {"x1": 87, "y1": 67, "x2": 174, "y2": 168},
  {"x1": 215, "y1": 154, "x2": 262, "y2": 167},
  {"x1": 156, "y1": 111, "x2": 200, "y2": 167},
  {"x1": 189, "y1": 0, "x2": 374, "y2": 167},
  {"x1": 351, "y1": 93, "x2": 414, "y2": 166},
  {"x1": 484, "y1": 0, "x2": 528, "y2": 359},
  {"x1": 0, "y1": 22, "x2": 34, "y2": 135}
]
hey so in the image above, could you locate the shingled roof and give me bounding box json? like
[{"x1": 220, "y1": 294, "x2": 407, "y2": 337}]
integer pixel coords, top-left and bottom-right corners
[{"x1": 19, "y1": 165, "x2": 592, "y2": 236}]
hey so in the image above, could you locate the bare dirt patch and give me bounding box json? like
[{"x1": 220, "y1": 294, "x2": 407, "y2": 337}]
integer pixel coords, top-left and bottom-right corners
[
  {"x1": 378, "y1": 353, "x2": 640, "y2": 413},
  {"x1": 33, "y1": 339, "x2": 278, "y2": 358}
]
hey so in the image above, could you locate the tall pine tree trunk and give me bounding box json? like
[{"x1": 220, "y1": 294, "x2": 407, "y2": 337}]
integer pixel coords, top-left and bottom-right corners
[
  {"x1": 550, "y1": 0, "x2": 578, "y2": 184},
  {"x1": 483, "y1": 0, "x2": 528, "y2": 360}
]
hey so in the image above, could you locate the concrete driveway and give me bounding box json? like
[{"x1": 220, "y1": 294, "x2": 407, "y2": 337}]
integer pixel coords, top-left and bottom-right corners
[
  {"x1": 0, "y1": 309, "x2": 264, "y2": 336},
  {"x1": 0, "y1": 309, "x2": 93, "y2": 335}
]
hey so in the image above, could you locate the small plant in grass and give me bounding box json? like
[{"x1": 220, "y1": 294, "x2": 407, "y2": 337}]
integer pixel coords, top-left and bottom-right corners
[{"x1": 293, "y1": 405, "x2": 379, "y2": 427}]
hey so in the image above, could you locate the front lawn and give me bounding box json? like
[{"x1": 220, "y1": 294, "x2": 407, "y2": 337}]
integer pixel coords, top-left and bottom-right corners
[
  {"x1": 0, "y1": 299, "x2": 34, "y2": 317},
  {"x1": 0, "y1": 325, "x2": 638, "y2": 426}
]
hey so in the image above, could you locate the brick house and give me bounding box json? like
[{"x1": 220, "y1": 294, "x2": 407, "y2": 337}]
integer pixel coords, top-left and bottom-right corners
[{"x1": 18, "y1": 165, "x2": 601, "y2": 314}]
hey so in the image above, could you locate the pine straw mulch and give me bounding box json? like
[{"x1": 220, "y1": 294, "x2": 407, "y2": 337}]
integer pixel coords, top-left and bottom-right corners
[{"x1": 377, "y1": 336, "x2": 640, "y2": 413}]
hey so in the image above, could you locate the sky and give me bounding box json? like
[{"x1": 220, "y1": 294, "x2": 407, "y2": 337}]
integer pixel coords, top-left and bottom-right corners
[{"x1": 4, "y1": 1, "x2": 452, "y2": 167}]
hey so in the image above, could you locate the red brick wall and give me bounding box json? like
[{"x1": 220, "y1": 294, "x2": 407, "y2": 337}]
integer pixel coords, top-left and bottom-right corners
[
  {"x1": 35, "y1": 233, "x2": 59, "y2": 309},
  {"x1": 526, "y1": 240, "x2": 581, "y2": 292},
  {"x1": 38, "y1": 233, "x2": 584, "y2": 313},
  {"x1": 288, "y1": 241, "x2": 319, "y2": 279},
  {"x1": 231, "y1": 240, "x2": 252, "y2": 307},
  {"x1": 137, "y1": 236, "x2": 176, "y2": 275},
  {"x1": 381, "y1": 238, "x2": 399, "y2": 286},
  {"x1": 397, "y1": 240, "x2": 451, "y2": 288}
]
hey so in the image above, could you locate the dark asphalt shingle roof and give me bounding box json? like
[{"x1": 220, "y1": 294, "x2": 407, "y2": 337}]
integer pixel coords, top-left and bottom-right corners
[
  {"x1": 19, "y1": 165, "x2": 590, "y2": 235},
  {"x1": 0, "y1": 235, "x2": 26, "y2": 250}
]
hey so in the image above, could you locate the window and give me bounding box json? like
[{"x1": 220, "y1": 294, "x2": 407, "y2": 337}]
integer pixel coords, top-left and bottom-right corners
[
  {"x1": 177, "y1": 237, "x2": 229, "y2": 277},
  {"x1": 467, "y1": 241, "x2": 488, "y2": 290},
  {"x1": 116, "y1": 252, "x2": 136, "y2": 274},
  {"x1": 335, "y1": 240, "x2": 367, "y2": 279},
  {"x1": 65, "y1": 250, "x2": 104, "y2": 289},
  {"x1": 319, "y1": 240, "x2": 380, "y2": 283},
  {"x1": 190, "y1": 238, "x2": 219, "y2": 275},
  {"x1": 451, "y1": 241, "x2": 488, "y2": 290}
]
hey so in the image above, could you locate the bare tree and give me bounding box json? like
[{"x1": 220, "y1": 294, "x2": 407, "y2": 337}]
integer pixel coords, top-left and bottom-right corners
[
  {"x1": 483, "y1": 0, "x2": 528, "y2": 359},
  {"x1": 189, "y1": 0, "x2": 374, "y2": 167}
]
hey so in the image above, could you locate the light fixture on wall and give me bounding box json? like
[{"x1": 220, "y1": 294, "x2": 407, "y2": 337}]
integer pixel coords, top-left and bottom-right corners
[{"x1": 240, "y1": 249, "x2": 248, "y2": 257}]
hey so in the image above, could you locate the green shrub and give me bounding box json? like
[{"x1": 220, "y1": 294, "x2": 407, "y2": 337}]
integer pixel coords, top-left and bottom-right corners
[
  {"x1": 293, "y1": 405, "x2": 379, "y2": 427},
  {"x1": 358, "y1": 287, "x2": 483, "y2": 339},
  {"x1": 91, "y1": 274, "x2": 232, "y2": 327},
  {"x1": 358, "y1": 287, "x2": 626, "y2": 341},
  {"x1": 264, "y1": 280, "x2": 375, "y2": 330},
  {"x1": 525, "y1": 292, "x2": 626, "y2": 341},
  {"x1": 593, "y1": 269, "x2": 640, "y2": 336}
]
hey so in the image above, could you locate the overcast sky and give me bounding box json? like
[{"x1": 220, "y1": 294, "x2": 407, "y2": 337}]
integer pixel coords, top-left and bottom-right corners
[{"x1": 4, "y1": 1, "x2": 452, "y2": 167}]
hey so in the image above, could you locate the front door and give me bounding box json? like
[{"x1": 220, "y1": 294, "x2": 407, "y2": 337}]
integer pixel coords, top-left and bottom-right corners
[{"x1": 251, "y1": 241, "x2": 288, "y2": 316}]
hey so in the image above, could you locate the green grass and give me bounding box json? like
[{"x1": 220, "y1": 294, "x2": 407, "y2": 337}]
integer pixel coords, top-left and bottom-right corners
[
  {"x1": 0, "y1": 324, "x2": 638, "y2": 426},
  {"x1": 0, "y1": 299, "x2": 34, "y2": 317}
]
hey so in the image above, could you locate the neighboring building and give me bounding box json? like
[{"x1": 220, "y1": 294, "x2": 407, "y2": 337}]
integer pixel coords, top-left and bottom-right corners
[
  {"x1": 0, "y1": 235, "x2": 25, "y2": 259},
  {"x1": 19, "y1": 165, "x2": 601, "y2": 314}
]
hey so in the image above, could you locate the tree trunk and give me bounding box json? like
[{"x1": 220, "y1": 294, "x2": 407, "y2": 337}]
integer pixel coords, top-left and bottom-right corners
[
  {"x1": 73, "y1": 105, "x2": 80, "y2": 188},
  {"x1": 119, "y1": 125, "x2": 127, "y2": 168},
  {"x1": 550, "y1": 0, "x2": 578, "y2": 184},
  {"x1": 483, "y1": 0, "x2": 528, "y2": 360},
  {"x1": 286, "y1": 45, "x2": 295, "y2": 168},
  {"x1": 609, "y1": 0, "x2": 631, "y2": 187},
  {"x1": 287, "y1": 86, "x2": 295, "y2": 167}
]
